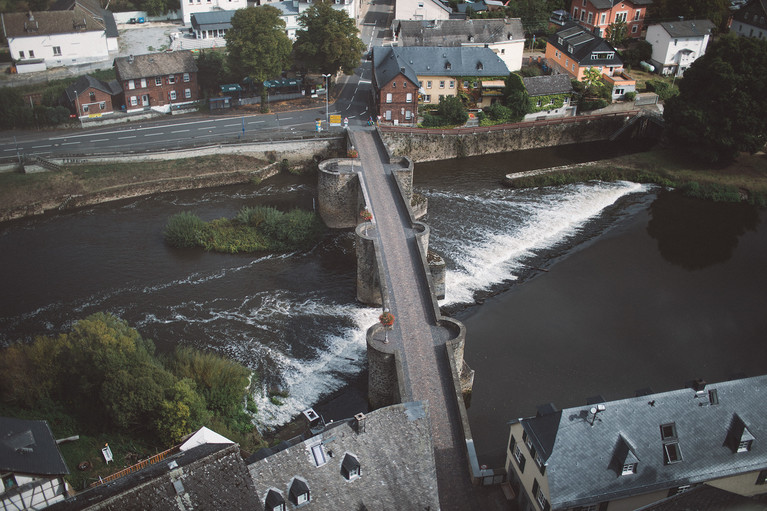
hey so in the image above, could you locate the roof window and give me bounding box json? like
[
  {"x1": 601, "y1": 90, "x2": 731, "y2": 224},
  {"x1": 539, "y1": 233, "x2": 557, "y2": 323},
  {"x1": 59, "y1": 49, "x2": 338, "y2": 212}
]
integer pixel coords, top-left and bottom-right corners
[
  {"x1": 725, "y1": 414, "x2": 755, "y2": 453},
  {"x1": 660, "y1": 423, "x2": 677, "y2": 441},
  {"x1": 265, "y1": 489, "x2": 286, "y2": 511},
  {"x1": 342, "y1": 453, "x2": 361, "y2": 480},
  {"x1": 289, "y1": 478, "x2": 310, "y2": 506},
  {"x1": 663, "y1": 442, "x2": 683, "y2": 464}
]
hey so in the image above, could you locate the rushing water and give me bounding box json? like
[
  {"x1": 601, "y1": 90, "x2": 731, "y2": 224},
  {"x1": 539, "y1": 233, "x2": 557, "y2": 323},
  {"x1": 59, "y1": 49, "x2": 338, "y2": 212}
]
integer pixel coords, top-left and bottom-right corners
[{"x1": 2, "y1": 141, "x2": 766, "y2": 460}]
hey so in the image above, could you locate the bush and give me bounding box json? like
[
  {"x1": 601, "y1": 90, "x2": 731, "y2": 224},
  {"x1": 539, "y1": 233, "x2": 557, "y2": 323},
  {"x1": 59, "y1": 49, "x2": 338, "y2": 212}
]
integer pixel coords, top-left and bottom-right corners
[
  {"x1": 519, "y1": 65, "x2": 542, "y2": 77},
  {"x1": 646, "y1": 79, "x2": 679, "y2": 101},
  {"x1": 164, "y1": 212, "x2": 206, "y2": 248},
  {"x1": 579, "y1": 98, "x2": 610, "y2": 111},
  {"x1": 436, "y1": 95, "x2": 468, "y2": 125},
  {"x1": 484, "y1": 103, "x2": 514, "y2": 123},
  {"x1": 624, "y1": 91, "x2": 637, "y2": 101},
  {"x1": 261, "y1": 208, "x2": 324, "y2": 250}
]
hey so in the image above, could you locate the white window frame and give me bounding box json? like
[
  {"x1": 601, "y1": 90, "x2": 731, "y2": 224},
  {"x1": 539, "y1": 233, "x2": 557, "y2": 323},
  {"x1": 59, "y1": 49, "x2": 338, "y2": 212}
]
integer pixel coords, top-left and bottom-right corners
[
  {"x1": 140, "y1": 78, "x2": 147, "y2": 88},
  {"x1": 587, "y1": 12, "x2": 593, "y2": 24},
  {"x1": 99, "y1": 102, "x2": 106, "y2": 110},
  {"x1": 600, "y1": 12, "x2": 606, "y2": 24},
  {"x1": 738, "y1": 440, "x2": 753, "y2": 453},
  {"x1": 615, "y1": 11, "x2": 627, "y2": 23},
  {"x1": 19, "y1": 50, "x2": 25, "y2": 59},
  {"x1": 296, "y1": 492, "x2": 309, "y2": 504},
  {"x1": 185, "y1": 88, "x2": 192, "y2": 99},
  {"x1": 622, "y1": 463, "x2": 637, "y2": 475},
  {"x1": 29, "y1": 50, "x2": 35, "y2": 58},
  {"x1": 53, "y1": 46, "x2": 62, "y2": 56},
  {"x1": 439, "y1": 80, "x2": 445, "y2": 89},
  {"x1": 168, "y1": 75, "x2": 176, "y2": 84},
  {"x1": 183, "y1": 73, "x2": 190, "y2": 82},
  {"x1": 423, "y1": 94, "x2": 431, "y2": 103},
  {"x1": 449, "y1": 80, "x2": 455, "y2": 89},
  {"x1": 426, "y1": 80, "x2": 432, "y2": 88},
  {"x1": 386, "y1": 93, "x2": 392, "y2": 103},
  {"x1": 155, "y1": 77, "x2": 162, "y2": 86},
  {"x1": 536, "y1": 486, "x2": 547, "y2": 509},
  {"x1": 169, "y1": 90, "x2": 177, "y2": 100},
  {"x1": 130, "y1": 96, "x2": 138, "y2": 106},
  {"x1": 128, "y1": 79, "x2": 135, "y2": 90},
  {"x1": 406, "y1": 92, "x2": 413, "y2": 103}
]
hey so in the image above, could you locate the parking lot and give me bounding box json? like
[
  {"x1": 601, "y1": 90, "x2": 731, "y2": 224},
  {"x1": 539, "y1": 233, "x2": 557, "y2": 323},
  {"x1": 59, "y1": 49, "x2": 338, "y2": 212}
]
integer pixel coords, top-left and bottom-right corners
[{"x1": 118, "y1": 22, "x2": 186, "y2": 57}]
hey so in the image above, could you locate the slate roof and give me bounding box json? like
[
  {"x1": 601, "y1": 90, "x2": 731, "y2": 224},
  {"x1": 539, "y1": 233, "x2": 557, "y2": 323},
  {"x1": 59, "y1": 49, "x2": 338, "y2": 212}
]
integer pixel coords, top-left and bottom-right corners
[
  {"x1": 373, "y1": 45, "x2": 509, "y2": 88},
  {"x1": 588, "y1": 0, "x2": 652, "y2": 9},
  {"x1": 523, "y1": 74, "x2": 573, "y2": 97},
  {"x1": 1, "y1": 7, "x2": 106, "y2": 38},
  {"x1": 114, "y1": 51, "x2": 198, "y2": 81},
  {"x1": 64, "y1": 74, "x2": 122, "y2": 101},
  {"x1": 517, "y1": 375, "x2": 767, "y2": 509},
  {"x1": 396, "y1": 18, "x2": 524, "y2": 47},
  {"x1": 654, "y1": 19, "x2": 715, "y2": 38},
  {"x1": 0, "y1": 417, "x2": 69, "y2": 476},
  {"x1": 248, "y1": 401, "x2": 440, "y2": 511},
  {"x1": 49, "y1": 443, "x2": 260, "y2": 510},
  {"x1": 48, "y1": 0, "x2": 117, "y2": 37},
  {"x1": 190, "y1": 10, "x2": 235, "y2": 31},
  {"x1": 732, "y1": 0, "x2": 767, "y2": 29},
  {"x1": 549, "y1": 22, "x2": 623, "y2": 67}
]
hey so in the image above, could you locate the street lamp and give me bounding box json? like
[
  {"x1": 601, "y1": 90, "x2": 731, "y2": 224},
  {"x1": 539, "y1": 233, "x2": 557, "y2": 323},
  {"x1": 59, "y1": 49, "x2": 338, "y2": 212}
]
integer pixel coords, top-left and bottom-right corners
[{"x1": 322, "y1": 73, "x2": 331, "y2": 128}]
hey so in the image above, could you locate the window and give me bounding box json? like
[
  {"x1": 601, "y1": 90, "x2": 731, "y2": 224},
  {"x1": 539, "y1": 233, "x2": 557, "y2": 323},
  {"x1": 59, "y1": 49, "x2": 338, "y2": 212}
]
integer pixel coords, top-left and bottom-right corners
[
  {"x1": 580, "y1": 10, "x2": 585, "y2": 21},
  {"x1": 264, "y1": 489, "x2": 286, "y2": 511},
  {"x1": 587, "y1": 12, "x2": 593, "y2": 24},
  {"x1": 392, "y1": 81, "x2": 396, "y2": 88},
  {"x1": 82, "y1": 104, "x2": 89, "y2": 113},
  {"x1": 310, "y1": 443, "x2": 327, "y2": 467},
  {"x1": 512, "y1": 443, "x2": 526, "y2": 472},
  {"x1": 406, "y1": 93, "x2": 413, "y2": 103},
  {"x1": 155, "y1": 77, "x2": 162, "y2": 86},
  {"x1": 664, "y1": 442, "x2": 683, "y2": 464},
  {"x1": 342, "y1": 453, "x2": 361, "y2": 480},
  {"x1": 600, "y1": 12, "x2": 606, "y2": 24},
  {"x1": 53, "y1": 46, "x2": 62, "y2": 56},
  {"x1": 449, "y1": 81, "x2": 455, "y2": 88},
  {"x1": 631, "y1": 25, "x2": 638, "y2": 33},
  {"x1": 439, "y1": 81, "x2": 445, "y2": 89},
  {"x1": 661, "y1": 423, "x2": 677, "y2": 440},
  {"x1": 582, "y1": 0, "x2": 585, "y2": 5},
  {"x1": 403, "y1": 81, "x2": 407, "y2": 87},
  {"x1": 614, "y1": 88, "x2": 624, "y2": 95},
  {"x1": 622, "y1": 463, "x2": 637, "y2": 475},
  {"x1": 89, "y1": 92, "x2": 96, "y2": 101},
  {"x1": 168, "y1": 75, "x2": 176, "y2": 84},
  {"x1": 385, "y1": 110, "x2": 391, "y2": 120},
  {"x1": 29, "y1": 50, "x2": 35, "y2": 58},
  {"x1": 536, "y1": 99, "x2": 542, "y2": 107},
  {"x1": 426, "y1": 80, "x2": 432, "y2": 88},
  {"x1": 572, "y1": 63, "x2": 575, "y2": 71},
  {"x1": 169, "y1": 90, "x2": 177, "y2": 100},
  {"x1": 2, "y1": 475, "x2": 17, "y2": 490},
  {"x1": 99, "y1": 102, "x2": 106, "y2": 110},
  {"x1": 532, "y1": 479, "x2": 548, "y2": 510},
  {"x1": 386, "y1": 93, "x2": 392, "y2": 103},
  {"x1": 738, "y1": 440, "x2": 753, "y2": 453},
  {"x1": 418, "y1": 1, "x2": 423, "y2": 6},
  {"x1": 128, "y1": 80, "x2": 135, "y2": 90},
  {"x1": 185, "y1": 88, "x2": 191, "y2": 99},
  {"x1": 635, "y1": 9, "x2": 641, "y2": 21},
  {"x1": 423, "y1": 94, "x2": 431, "y2": 102},
  {"x1": 19, "y1": 50, "x2": 25, "y2": 59},
  {"x1": 183, "y1": 73, "x2": 190, "y2": 82},
  {"x1": 573, "y1": 7, "x2": 578, "y2": 18},
  {"x1": 130, "y1": 96, "x2": 138, "y2": 106},
  {"x1": 289, "y1": 479, "x2": 310, "y2": 506},
  {"x1": 615, "y1": 11, "x2": 627, "y2": 23},
  {"x1": 667, "y1": 485, "x2": 692, "y2": 497},
  {"x1": 757, "y1": 470, "x2": 767, "y2": 485},
  {"x1": 140, "y1": 78, "x2": 147, "y2": 88}
]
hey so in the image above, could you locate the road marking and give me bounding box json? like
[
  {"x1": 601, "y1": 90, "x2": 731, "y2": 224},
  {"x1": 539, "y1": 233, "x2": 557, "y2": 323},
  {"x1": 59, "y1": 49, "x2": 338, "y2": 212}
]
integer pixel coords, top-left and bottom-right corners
[
  {"x1": 197, "y1": 127, "x2": 211, "y2": 131},
  {"x1": 91, "y1": 139, "x2": 109, "y2": 142},
  {"x1": 280, "y1": 117, "x2": 293, "y2": 120},
  {"x1": 171, "y1": 129, "x2": 190, "y2": 133},
  {"x1": 60, "y1": 142, "x2": 79, "y2": 145},
  {"x1": 224, "y1": 123, "x2": 241, "y2": 127},
  {"x1": 118, "y1": 135, "x2": 137, "y2": 139},
  {"x1": 253, "y1": 120, "x2": 265, "y2": 123},
  {"x1": 32, "y1": 145, "x2": 51, "y2": 148},
  {"x1": 358, "y1": 80, "x2": 371, "y2": 84}
]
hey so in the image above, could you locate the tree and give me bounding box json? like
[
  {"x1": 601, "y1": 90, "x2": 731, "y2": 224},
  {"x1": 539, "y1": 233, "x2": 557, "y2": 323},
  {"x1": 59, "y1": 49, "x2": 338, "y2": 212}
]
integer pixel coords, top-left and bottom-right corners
[
  {"x1": 581, "y1": 67, "x2": 602, "y2": 88},
  {"x1": 605, "y1": 20, "x2": 627, "y2": 47},
  {"x1": 225, "y1": 6, "x2": 292, "y2": 111},
  {"x1": 664, "y1": 35, "x2": 767, "y2": 163},
  {"x1": 437, "y1": 95, "x2": 469, "y2": 125},
  {"x1": 196, "y1": 50, "x2": 230, "y2": 96},
  {"x1": 293, "y1": 2, "x2": 365, "y2": 75},
  {"x1": 648, "y1": 0, "x2": 730, "y2": 32},
  {"x1": 502, "y1": 73, "x2": 530, "y2": 121}
]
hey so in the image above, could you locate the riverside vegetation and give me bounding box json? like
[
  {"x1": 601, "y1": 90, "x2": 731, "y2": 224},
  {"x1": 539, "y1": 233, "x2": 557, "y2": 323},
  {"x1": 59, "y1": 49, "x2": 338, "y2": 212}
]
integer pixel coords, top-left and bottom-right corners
[
  {"x1": 164, "y1": 206, "x2": 325, "y2": 253},
  {"x1": 0, "y1": 313, "x2": 266, "y2": 489}
]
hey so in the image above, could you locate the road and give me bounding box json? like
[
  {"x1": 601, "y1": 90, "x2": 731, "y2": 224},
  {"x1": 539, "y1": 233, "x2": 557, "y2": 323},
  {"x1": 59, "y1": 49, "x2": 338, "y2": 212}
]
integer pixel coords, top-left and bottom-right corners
[{"x1": 0, "y1": 0, "x2": 395, "y2": 163}]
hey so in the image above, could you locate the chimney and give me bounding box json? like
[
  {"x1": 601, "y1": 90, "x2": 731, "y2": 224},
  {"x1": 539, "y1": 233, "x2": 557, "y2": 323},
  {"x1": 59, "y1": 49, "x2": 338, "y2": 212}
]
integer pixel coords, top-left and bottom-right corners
[
  {"x1": 692, "y1": 378, "x2": 707, "y2": 392},
  {"x1": 354, "y1": 412, "x2": 366, "y2": 434},
  {"x1": 128, "y1": 54, "x2": 134, "y2": 63}
]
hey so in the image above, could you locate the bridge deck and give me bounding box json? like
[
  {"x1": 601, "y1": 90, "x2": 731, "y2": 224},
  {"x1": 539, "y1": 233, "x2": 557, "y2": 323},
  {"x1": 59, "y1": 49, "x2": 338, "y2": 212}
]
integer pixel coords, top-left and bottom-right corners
[{"x1": 353, "y1": 128, "x2": 504, "y2": 510}]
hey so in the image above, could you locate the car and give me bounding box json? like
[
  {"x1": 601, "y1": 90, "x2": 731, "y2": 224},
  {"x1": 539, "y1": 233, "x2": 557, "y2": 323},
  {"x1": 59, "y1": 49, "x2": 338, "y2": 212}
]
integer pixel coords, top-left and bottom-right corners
[{"x1": 366, "y1": 50, "x2": 372, "y2": 61}]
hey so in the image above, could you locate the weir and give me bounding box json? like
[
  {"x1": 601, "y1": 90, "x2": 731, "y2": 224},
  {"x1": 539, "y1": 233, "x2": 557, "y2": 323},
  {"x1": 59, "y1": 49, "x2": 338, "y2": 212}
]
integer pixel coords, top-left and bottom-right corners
[{"x1": 318, "y1": 127, "x2": 499, "y2": 509}]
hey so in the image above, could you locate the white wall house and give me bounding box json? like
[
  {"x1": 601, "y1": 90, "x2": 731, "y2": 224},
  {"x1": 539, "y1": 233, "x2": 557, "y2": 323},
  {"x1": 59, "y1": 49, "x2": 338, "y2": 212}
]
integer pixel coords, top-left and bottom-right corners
[
  {"x1": 1, "y1": 8, "x2": 117, "y2": 73},
  {"x1": 731, "y1": 0, "x2": 767, "y2": 40},
  {"x1": 180, "y1": 0, "x2": 247, "y2": 25},
  {"x1": 394, "y1": 0, "x2": 450, "y2": 22},
  {"x1": 646, "y1": 19, "x2": 715, "y2": 76}
]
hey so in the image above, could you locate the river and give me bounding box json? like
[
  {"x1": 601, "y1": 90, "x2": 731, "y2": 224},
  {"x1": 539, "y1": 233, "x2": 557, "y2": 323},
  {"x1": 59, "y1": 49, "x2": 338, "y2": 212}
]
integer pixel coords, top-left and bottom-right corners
[{"x1": 1, "y1": 141, "x2": 765, "y2": 468}]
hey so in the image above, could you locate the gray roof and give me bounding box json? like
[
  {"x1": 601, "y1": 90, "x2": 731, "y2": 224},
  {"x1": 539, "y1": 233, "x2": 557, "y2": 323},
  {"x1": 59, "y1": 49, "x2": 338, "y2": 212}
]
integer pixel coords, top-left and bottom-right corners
[
  {"x1": 248, "y1": 402, "x2": 440, "y2": 510},
  {"x1": 373, "y1": 45, "x2": 510, "y2": 87},
  {"x1": 549, "y1": 22, "x2": 623, "y2": 66},
  {"x1": 114, "y1": 51, "x2": 198, "y2": 81},
  {"x1": 523, "y1": 74, "x2": 573, "y2": 96},
  {"x1": 518, "y1": 375, "x2": 767, "y2": 509},
  {"x1": 396, "y1": 18, "x2": 524, "y2": 47},
  {"x1": 0, "y1": 417, "x2": 69, "y2": 476},
  {"x1": 733, "y1": 0, "x2": 767, "y2": 27},
  {"x1": 190, "y1": 9, "x2": 235, "y2": 30},
  {"x1": 64, "y1": 74, "x2": 121, "y2": 101},
  {"x1": 588, "y1": 0, "x2": 652, "y2": 8},
  {"x1": 1, "y1": 7, "x2": 106, "y2": 38},
  {"x1": 654, "y1": 19, "x2": 715, "y2": 38},
  {"x1": 49, "y1": 443, "x2": 260, "y2": 510}
]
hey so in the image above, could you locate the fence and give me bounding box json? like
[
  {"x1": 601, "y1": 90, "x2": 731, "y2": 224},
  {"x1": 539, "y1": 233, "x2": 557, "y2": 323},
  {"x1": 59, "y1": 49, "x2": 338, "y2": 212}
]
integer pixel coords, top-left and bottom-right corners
[{"x1": 91, "y1": 447, "x2": 178, "y2": 487}]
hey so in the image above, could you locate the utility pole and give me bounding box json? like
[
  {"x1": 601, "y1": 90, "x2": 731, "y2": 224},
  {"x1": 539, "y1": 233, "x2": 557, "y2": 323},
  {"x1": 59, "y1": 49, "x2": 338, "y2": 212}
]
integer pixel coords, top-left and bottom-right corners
[{"x1": 322, "y1": 73, "x2": 331, "y2": 128}]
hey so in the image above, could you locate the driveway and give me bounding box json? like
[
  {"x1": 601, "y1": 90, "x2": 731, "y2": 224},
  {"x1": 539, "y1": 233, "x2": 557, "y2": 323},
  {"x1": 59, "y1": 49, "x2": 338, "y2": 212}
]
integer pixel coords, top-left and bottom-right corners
[{"x1": 118, "y1": 22, "x2": 186, "y2": 57}]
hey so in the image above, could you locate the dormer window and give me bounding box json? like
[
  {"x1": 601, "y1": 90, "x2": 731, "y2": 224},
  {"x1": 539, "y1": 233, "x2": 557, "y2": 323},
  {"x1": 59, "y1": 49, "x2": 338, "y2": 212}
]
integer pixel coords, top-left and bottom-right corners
[
  {"x1": 476, "y1": 61, "x2": 483, "y2": 71},
  {"x1": 622, "y1": 463, "x2": 637, "y2": 475},
  {"x1": 558, "y1": 37, "x2": 563, "y2": 45},
  {"x1": 664, "y1": 442, "x2": 683, "y2": 464},
  {"x1": 310, "y1": 442, "x2": 327, "y2": 466},
  {"x1": 726, "y1": 414, "x2": 755, "y2": 453},
  {"x1": 265, "y1": 489, "x2": 286, "y2": 511},
  {"x1": 289, "y1": 478, "x2": 310, "y2": 506},
  {"x1": 660, "y1": 423, "x2": 677, "y2": 440},
  {"x1": 342, "y1": 453, "x2": 361, "y2": 480},
  {"x1": 445, "y1": 61, "x2": 451, "y2": 70}
]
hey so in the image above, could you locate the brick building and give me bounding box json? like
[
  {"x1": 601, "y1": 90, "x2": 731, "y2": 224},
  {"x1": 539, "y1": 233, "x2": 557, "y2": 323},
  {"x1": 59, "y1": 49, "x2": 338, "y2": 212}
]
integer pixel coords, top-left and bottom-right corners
[
  {"x1": 114, "y1": 51, "x2": 200, "y2": 114},
  {"x1": 64, "y1": 74, "x2": 123, "y2": 119},
  {"x1": 372, "y1": 48, "x2": 420, "y2": 125},
  {"x1": 571, "y1": 0, "x2": 653, "y2": 38}
]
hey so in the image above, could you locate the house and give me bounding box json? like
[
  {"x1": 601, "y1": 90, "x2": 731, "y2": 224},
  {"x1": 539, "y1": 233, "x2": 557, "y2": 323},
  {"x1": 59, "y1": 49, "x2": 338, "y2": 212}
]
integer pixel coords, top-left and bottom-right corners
[
  {"x1": 646, "y1": 20, "x2": 715, "y2": 76},
  {"x1": 373, "y1": 45, "x2": 509, "y2": 124},
  {"x1": 394, "y1": 0, "x2": 451, "y2": 23},
  {"x1": 505, "y1": 375, "x2": 767, "y2": 511},
  {"x1": 394, "y1": 18, "x2": 525, "y2": 72},
  {"x1": 571, "y1": 0, "x2": 653, "y2": 38},
  {"x1": 731, "y1": 0, "x2": 767, "y2": 40},
  {"x1": 114, "y1": 51, "x2": 200, "y2": 113},
  {"x1": 258, "y1": 0, "x2": 357, "y2": 34},
  {"x1": 48, "y1": 427, "x2": 260, "y2": 510},
  {"x1": 1, "y1": 1, "x2": 118, "y2": 74},
  {"x1": 522, "y1": 74, "x2": 575, "y2": 120},
  {"x1": 0, "y1": 416, "x2": 70, "y2": 510},
  {"x1": 247, "y1": 402, "x2": 440, "y2": 510},
  {"x1": 189, "y1": 10, "x2": 234, "y2": 40},
  {"x1": 64, "y1": 74, "x2": 123, "y2": 118},
  {"x1": 545, "y1": 23, "x2": 635, "y2": 99},
  {"x1": 180, "y1": 0, "x2": 246, "y2": 25}
]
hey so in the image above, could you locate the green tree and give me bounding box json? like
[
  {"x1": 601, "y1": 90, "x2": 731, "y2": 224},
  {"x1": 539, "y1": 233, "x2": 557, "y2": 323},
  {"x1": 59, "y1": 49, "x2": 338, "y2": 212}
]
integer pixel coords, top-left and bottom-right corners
[
  {"x1": 436, "y1": 95, "x2": 469, "y2": 125},
  {"x1": 581, "y1": 66, "x2": 603, "y2": 88},
  {"x1": 648, "y1": 0, "x2": 730, "y2": 32},
  {"x1": 502, "y1": 73, "x2": 530, "y2": 121},
  {"x1": 605, "y1": 20, "x2": 627, "y2": 47},
  {"x1": 156, "y1": 379, "x2": 210, "y2": 445},
  {"x1": 225, "y1": 6, "x2": 292, "y2": 111},
  {"x1": 664, "y1": 35, "x2": 767, "y2": 163},
  {"x1": 293, "y1": 2, "x2": 365, "y2": 75},
  {"x1": 196, "y1": 50, "x2": 229, "y2": 96},
  {"x1": 506, "y1": 0, "x2": 565, "y2": 35},
  {"x1": 0, "y1": 88, "x2": 33, "y2": 129}
]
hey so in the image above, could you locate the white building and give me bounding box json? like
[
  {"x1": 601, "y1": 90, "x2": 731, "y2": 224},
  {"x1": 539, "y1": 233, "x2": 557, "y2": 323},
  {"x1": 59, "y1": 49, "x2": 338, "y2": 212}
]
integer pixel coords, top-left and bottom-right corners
[
  {"x1": 180, "y1": 0, "x2": 246, "y2": 25},
  {"x1": 394, "y1": 0, "x2": 451, "y2": 23},
  {"x1": 646, "y1": 19, "x2": 715, "y2": 76},
  {"x1": 731, "y1": 0, "x2": 767, "y2": 40},
  {"x1": 1, "y1": 6, "x2": 117, "y2": 73},
  {"x1": 0, "y1": 417, "x2": 70, "y2": 510}
]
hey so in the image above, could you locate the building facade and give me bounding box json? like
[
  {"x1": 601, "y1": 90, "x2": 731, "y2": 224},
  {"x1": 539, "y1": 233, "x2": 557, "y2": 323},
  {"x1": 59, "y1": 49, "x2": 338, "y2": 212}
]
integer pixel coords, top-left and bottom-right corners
[
  {"x1": 646, "y1": 20, "x2": 715, "y2": 76},
  {"x1": 522, "y1": 74, "x2": 575, "y2": 121},
  {"x1": 180, "y1": 0, "x2": 246, "y2": 25},
  {"x1": 64, "y1": 74, "x2": 123, "y2": 119},
  {"x1": 114, "y1": 51, "x2": 200, "y2": 113},
  {"x1": 571, "y1": 0, "x2": 652, "y2": 38},
  {"x1": 506, "y1": 376, "x2": 767, "y2": 511},
  {"x1": 730, "y1": 0, "x2": 767, "y2": 40},
  {"x1": 394, "y1": 0, "x2": 451, "y2": 22}
]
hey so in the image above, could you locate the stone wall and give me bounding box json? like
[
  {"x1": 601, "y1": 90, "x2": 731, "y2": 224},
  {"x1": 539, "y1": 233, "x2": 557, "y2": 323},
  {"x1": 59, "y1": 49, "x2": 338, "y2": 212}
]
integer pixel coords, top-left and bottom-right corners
[
  {"x1": 317, "y1": 158, "x2": 365, "y2": 229},
  {"x1": 379, "y1": 113, "x2": 636, "y2": 162},
  {"x1": 355, "y1": 223, "x2": 382, "y2": 305}
]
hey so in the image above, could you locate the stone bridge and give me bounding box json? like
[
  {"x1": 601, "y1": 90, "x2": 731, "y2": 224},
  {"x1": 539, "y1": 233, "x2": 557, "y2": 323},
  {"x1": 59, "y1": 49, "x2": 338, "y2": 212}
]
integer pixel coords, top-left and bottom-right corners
[{"x1": 318, "y1": 128, "x2": 507, "y2": 509}]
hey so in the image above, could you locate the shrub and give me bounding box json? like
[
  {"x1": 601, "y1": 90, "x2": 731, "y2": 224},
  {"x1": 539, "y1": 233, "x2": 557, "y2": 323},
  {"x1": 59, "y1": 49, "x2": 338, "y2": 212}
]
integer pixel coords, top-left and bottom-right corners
[
  {"x1": 624, "y1": 91, "x2": 637, "y2": 101},
  {"x1": 646, "y1": 79, "x2": 679, "y2": 101},
  {"x1": 519, "y1": 65, "x2": 542, "y2": 77},
  {"x1": 579, "y1": 98, "x2": 610, "y2": 111},
  {"x1": 164, "y1": 212, "x2": 206, "y2": 248}
]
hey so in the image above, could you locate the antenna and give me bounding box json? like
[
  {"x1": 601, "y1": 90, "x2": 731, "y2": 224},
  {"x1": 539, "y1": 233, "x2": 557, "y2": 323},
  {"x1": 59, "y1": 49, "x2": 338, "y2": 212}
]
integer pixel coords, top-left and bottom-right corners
[{"x1": 588, "y1": 404, "x2": 606, "y2": 426}]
